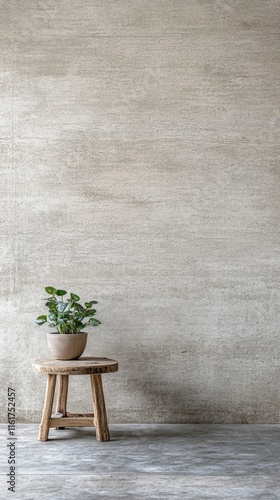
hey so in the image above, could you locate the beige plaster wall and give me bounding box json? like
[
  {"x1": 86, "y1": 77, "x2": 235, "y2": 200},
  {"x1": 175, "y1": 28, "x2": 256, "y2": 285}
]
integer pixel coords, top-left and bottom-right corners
[{"x1": 1, "y1": 0, "x2": 280, "y2": 423}]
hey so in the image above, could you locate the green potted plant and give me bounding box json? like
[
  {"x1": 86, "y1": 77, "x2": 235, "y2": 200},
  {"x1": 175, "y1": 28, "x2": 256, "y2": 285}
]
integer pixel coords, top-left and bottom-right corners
[{"x1": 35, "y1": 286, "x2": 101, "y2": 360}]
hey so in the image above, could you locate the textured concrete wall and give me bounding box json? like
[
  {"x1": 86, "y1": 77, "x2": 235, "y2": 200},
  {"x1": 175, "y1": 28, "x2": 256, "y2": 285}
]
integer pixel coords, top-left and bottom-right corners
[{"x1": 1, "y1": 0, "x2": 280, "y2": 423}]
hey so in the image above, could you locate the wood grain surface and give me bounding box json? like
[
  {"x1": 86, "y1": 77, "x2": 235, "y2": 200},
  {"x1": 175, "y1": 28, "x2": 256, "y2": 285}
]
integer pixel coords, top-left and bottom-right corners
[{"x1": 33, "y1": 357, "x2": 118, "y2": 375}]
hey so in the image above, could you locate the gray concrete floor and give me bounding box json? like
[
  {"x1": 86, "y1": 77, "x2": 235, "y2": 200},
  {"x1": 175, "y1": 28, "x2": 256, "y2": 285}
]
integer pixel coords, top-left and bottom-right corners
[{"x1": 1, "y1": 424, "x2": 280, "y2": 499}]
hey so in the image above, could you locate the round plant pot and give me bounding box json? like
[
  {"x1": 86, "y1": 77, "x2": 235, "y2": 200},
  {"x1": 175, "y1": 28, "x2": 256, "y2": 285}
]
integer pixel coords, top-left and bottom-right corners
[{"x1": 47, "y1": 332, "x2": 88, "y2": 360}]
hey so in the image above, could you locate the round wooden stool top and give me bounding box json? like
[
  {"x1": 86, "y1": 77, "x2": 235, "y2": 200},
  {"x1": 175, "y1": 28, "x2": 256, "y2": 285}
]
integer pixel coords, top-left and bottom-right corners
[{"x1": 33, "y1": 357, "x2": 118, "y2": 375}]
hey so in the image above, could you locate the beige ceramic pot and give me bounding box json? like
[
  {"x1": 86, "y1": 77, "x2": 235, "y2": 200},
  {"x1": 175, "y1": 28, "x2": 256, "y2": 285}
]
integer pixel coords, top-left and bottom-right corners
[{"x1": 47, "y1": 332, "x2": 88, "y2": 360}]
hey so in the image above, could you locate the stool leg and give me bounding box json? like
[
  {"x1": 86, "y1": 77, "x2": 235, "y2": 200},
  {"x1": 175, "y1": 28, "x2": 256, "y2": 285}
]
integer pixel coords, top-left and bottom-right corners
[
  {"x1": 90, "y1": 374, "x2": 110, "y2": 442},
  {"x1": 55, "y1": 374, "x2": 69, "y2": 430},
  {"x1": 38, "y1": 374, "x2": 57, "y2": 441}
]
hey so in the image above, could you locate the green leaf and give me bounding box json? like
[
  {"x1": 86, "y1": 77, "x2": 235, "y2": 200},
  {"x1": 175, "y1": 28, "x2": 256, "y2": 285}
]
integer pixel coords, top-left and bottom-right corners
[
  {"x1": 75, "y1": 322, "x2": 85, "y2": 332},
  {"x1": 85, "y1": 309, "x2": 96, "y2": 316},
  {"x1": 45, "y1": 286, "x2": 57, "y2": 295},
  {"x1": 59, "y1": 323, "x2": 67, "y2": 334},
  {"x1": 56, "y1": 289, "x2": 67, "y2": 296},
  {"x1": 56, "y1": 302, "x2": 68, "y2": 312},
  {"x1": 88, "y1": 318, "x2": 101, "y2": 326},
  {"x1": 57, "y1": 317, "x2": 67, "y2": 324},
  {"x1": 70, "y1": 293, "x2": 80, "y2": 302},
  {"x1": 73, "y1": 302, "x2": 86, "y2": 312},
  {"x1": 85, "y1": 301, "x2": 98, "y2": 308},
  {"x1": 45, "y1": 301, "x2": 57, "y2": 310},
  {"x1": 35, "y1": 315, "x2": 47, "y2": 325},
  {"x1": 63, "y1": 302, "x2": 72, "y2": 312},
  {"x1": 48, "y1": 313, "x2": 57, "y2": 321}
]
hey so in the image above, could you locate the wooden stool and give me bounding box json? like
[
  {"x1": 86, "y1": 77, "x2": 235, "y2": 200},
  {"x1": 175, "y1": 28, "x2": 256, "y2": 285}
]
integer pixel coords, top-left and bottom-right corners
[{"x1": 33, "y1": 357, "x2": 118, "y2": 442}]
